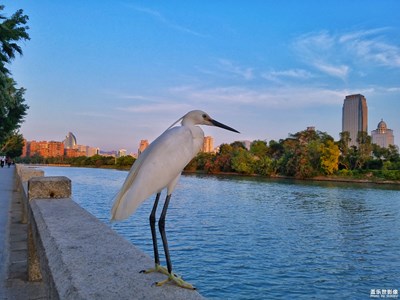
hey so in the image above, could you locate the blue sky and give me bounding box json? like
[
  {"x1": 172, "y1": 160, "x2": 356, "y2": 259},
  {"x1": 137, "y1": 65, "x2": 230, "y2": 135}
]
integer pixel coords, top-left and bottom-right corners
[{"x1": 3, "y1": 1, "x2": 400, "y2": 153}]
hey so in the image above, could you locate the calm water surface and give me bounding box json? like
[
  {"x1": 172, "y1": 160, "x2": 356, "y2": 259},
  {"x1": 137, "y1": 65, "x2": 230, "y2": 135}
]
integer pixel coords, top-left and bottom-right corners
[{"x1": 42, "y1": 166, "x2": 400, "y2": 299}]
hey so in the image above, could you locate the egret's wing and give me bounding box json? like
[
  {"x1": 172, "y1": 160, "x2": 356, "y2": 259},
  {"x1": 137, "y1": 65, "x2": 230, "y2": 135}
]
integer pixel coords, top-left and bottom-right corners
[
  {"x1": 110, "y1": 147, "x2": 149, "y2": 220},
  {"x1": 111, "y1": 126, "x2": 201, "y2": 220}
]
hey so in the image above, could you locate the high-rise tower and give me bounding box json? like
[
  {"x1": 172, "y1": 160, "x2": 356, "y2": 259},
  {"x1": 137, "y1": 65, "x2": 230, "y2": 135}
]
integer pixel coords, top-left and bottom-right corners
[
  {"x1": 64, "y1": 132, "x2": 77, "y2": 149},
  {"x1": 202, "y1": 136, "x2": 214, "y2": 153},
  {"x1": 342, "y1": 94, "x2": 368, "y2": 147},
  {"x1": 138, "y1": 140, "x2": 149, "y2": 156}
]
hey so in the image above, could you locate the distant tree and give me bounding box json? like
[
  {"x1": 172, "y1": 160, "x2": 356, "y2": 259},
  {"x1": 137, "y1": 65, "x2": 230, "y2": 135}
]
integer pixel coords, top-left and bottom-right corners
[
  {"x1": 214, "y1": 144, "x2": 234, "y2": 172},
  {"x1": 0, "y1": 6, "x2": 29, "y2": 150},
  {"x1": 231, "y1": 148, "x2": 255, "y2": 174},
  {"x1": 0, "y1": 5, "x2": 30, "y2": 73},
  {"x1": 0, "y1": 77, "x2": 28, "y2": 146},
  {"x1": 230, "y1": 141, "x2": 246, "y2": 150},
  {"x1": 338, "y1": 131, "x2": 351, "y2": 169},
  {"x1": 387, "y1": 145, "x2": 400, "y2": 163},
  {"x1": 355, "y1": 131, "x2": 372, "y2": 169},
  {"x1": 253, "y1": 155, "x2": 274, "y2": 176},
  {"x1": 186, "y1": 152, "x2": 214, "y2": 172},
  {"x1": 319, "y1": 140, "x2": 340, "y2": 175},
  {"x1": 1, "y1": 132, "x2": 24, "y2": 157},
  {"x1": 268, "y1": 139, "x2": 284, "y2": 160},
  {"x1": 219, "y1": 143, "x2": 233, "y2": 155},
  {"x1": 278, "y1": 129, "x2": 337, "y2": 178},
  {"x1": 116, "y1": 155, "x2": 135, "y2": 167},
  {"x1": 250, "y1": 140, "x2": 268, "y2": 158}
]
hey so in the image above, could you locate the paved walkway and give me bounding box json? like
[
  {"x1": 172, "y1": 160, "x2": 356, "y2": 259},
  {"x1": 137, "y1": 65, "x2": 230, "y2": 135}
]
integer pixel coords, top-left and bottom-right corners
[{"x1": 0, "y1": 166, "x2": 46, "y2": 299}]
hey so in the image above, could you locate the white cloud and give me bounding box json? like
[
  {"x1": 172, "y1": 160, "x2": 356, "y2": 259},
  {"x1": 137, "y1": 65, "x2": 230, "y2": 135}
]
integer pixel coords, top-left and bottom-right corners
[
  {"x1": 386, "y1": 87, "x2": 400, "y2": 92},
  {"x1": 217, "y1": 59, "x2": 254, "y2": 80},
  {"x1": 351, "y1": 39, "x2": 400, "y2": 67},
  {"x1": 338, "y1": 28, "x2": 388, "y2": 43},
  {"x1": 169, "y1": 84, "x2": 354, "y2": 109},
  {"x1": 313, "y1": 62, "x2": 349, "y2": 80},
  {"x1": 118, "y1": 103, "x2": 191, "y2": 113},
  {"x1": 292, "y1": 28, "x2": 400, "y2": 79},
  {"x1": 293, "y1": 31, "x2": 350, "y2": 80},
  {"x1": 262, "y1": 68, "x2": 314, "y2": 82},
  {"x1": 129, "y1": 5, "x2": 208, "y2": 38}
]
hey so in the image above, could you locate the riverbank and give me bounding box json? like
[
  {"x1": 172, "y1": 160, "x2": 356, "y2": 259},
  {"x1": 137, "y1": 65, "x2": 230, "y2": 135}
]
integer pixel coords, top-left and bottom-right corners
[
  {"x1": 21, "y1": 163, "x2": 400, "y2": 186},
  {"x1": 188, "y1": 171, "x2": 400, "y2": 186}
]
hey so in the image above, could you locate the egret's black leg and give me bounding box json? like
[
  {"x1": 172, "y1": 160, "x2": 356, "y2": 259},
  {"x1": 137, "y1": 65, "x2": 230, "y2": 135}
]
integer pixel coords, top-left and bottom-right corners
[
  {"x1": 156, "y1": 194, "x2": 195, "y2": 289},
  {"x1": 158, "y1": 194, "x2": 172, "y2": 274},
  {"x1": 140, "y1": 193, "x2": 168, "y2": 275},
  {"x1": 150, "y1": 192, "x2": 161, "y2": 266}
]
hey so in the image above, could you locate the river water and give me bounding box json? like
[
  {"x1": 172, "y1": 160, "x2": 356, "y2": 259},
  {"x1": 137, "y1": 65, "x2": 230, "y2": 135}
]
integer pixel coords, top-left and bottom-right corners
[{"x1": 41, "y1": 166, "x2": 400, "y2": 299}]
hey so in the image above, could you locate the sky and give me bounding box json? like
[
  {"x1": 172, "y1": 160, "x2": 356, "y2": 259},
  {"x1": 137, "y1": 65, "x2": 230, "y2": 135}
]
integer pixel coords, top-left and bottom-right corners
[{"x1": 3, "y1": 1, "x2": 400, "y2": 154}]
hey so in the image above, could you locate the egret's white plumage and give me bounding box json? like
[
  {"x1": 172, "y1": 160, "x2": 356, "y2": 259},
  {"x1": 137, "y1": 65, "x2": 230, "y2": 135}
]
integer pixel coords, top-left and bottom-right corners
[
  {"x1": 111, "y1": 110, "x2": 238, "y2": 220},
  {"x1": 111, "y1": 123, "x2": 203, "y2": 220},
  {"x1": 110, "y1": 110, "x2": 239, "y2": 289}
]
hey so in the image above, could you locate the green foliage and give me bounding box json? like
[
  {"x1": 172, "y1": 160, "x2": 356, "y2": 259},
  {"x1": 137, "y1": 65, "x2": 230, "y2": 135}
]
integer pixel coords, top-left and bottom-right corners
[
  {"x1": 231, "y1": 148, "x2": 255, "y2": 175},
  {"x1": 320, "y1": 140, "x2": 340, "y2": 175},
  {"x1": 1, "y1": 132, "x2": 24, "y2": 157},
  {"x1": 116, "y1": 155, "x2": 135, "y2": 168},
  {"x1": 19, "y1": 154, "x2": 137, "y2": 169},
  {"x1": 0, "y1": 77, "x2": 28, "y2": 145},
  {"x1": 0, "y1": 5, "x2": 30, "y2": 71},
  {"x1": 185, "y1": 127, "x2": 399, "y2": 182},
  {"x1": 0, "y1": 6, "x2": 30, "y2": 151},
  {"x1": 250, "y1": 140, "x2": 268, "y2": 158}
]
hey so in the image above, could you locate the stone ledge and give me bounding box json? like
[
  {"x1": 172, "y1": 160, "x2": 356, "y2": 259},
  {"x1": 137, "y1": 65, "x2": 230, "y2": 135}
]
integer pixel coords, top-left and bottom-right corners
[
  {"x1": 28, "y1": 176, "x2": 71, "y2": 200},
  {"x1": 16, "y1": 166, "x2": 203, "y2": 300},
  {"x1": 30, "y1": 198, "x2": 203, "y2": 299}
]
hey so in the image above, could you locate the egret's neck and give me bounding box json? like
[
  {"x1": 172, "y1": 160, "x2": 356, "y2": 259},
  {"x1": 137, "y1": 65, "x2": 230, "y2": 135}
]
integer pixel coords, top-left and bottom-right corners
[{"x1": 181, "y1": 118, "x2": 196, "y2": 127}]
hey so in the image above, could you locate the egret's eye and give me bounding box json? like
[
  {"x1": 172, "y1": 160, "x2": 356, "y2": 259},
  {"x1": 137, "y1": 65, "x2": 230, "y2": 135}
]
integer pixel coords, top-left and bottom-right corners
[{"x1": 202, "y1": 114, "x2": 207, "y2": 119}]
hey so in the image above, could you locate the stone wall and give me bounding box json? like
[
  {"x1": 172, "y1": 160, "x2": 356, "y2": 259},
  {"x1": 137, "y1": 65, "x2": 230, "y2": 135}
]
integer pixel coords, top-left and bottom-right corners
[{"x1": 16, "y1": 165, "x2": 203, "y2": 300}]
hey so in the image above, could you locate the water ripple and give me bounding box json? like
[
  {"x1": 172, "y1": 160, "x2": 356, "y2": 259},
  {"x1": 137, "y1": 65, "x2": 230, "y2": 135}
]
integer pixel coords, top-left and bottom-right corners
[{"x1": 42, "y1": 167, "x2": 400, "y2": 300}]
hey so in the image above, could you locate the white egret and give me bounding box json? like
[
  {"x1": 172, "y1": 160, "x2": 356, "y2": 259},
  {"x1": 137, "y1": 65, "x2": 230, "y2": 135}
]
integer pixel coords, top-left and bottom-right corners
[{"x1": 111, "y1": 110, "x2": 239, "y2": 289}]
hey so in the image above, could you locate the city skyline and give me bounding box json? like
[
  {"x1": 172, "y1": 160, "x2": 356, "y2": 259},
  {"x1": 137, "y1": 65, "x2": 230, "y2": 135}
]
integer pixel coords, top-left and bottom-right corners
[{"x1": 3, "y1": 1, "x2": 400, "y2": 153}]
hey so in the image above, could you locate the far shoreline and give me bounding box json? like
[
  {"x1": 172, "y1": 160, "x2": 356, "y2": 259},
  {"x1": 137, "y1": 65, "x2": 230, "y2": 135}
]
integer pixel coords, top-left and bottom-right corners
[{"x1": 20, "y1": 163, "x2": 400, "y2": 186}]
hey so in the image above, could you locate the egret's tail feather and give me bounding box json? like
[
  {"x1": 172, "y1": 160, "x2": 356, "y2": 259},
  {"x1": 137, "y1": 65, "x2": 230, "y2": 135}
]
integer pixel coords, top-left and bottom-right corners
[{"x1": 111, "y1": 155, "x2": 144, "y2": 220}]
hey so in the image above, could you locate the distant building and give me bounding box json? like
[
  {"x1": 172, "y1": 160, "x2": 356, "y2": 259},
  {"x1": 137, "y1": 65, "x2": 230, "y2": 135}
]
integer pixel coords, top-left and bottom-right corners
[
  {"x1": 118, "y1": 149, "x2": 127, "y2": 157},
  {"x1": 100, "y1": 150, "x2": 117, "y2": 157},
  {"x1": 202, "y1": 136, "x2": 214, "y2": 153},
  {"x1": 29, "y1": 141, "x2": 64, "y2": 157},
  {"x1": 64, "y1": 148, "x2": 86, "y2": 158},
  {"x1": 22, "y1": 137, "x2": 100, "y2": 158},
  {"x1": 87, "y1": 147, "x2": 99, "y2": 157},
  {"x1": 342, "y1": 94, "x2": 368, "y2": 147},
  {"x1": 64, "y1": 132, "x2": 77, "y2": 149},
  {"x1": 138, "y1": 140, "x2": 149, "y2": 156},
  {"x1": 371, "y1": 119, "x2": 394, "y2": 148}
]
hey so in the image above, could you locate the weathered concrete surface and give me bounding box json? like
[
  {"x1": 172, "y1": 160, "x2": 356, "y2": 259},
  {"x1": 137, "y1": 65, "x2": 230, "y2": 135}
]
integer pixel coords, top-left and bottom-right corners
[
  {"x1": 28, "y1": 176, "x2": 71, "y2": 200},
  {"x1": 16, "y1": 165, "x2": 44, "y2": 183},
  {"x1": 29, "y1": 198, "x2": 204, "y2": 299},
  {"x1": 0, "y1": 166, "x2": 46, "y2": 300},
  {"x1": 15, "y1": 164, "x2": 45, "y2": 224}
]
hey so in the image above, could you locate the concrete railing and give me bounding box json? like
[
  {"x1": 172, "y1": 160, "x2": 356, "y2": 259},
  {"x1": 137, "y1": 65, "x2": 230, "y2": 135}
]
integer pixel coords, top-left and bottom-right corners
[{"x1": 15, "y1": 165, "x2": 204, "y2": 300}]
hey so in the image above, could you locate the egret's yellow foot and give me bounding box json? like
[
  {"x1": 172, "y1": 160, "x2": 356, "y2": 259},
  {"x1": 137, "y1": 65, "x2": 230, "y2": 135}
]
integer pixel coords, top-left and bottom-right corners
[
  {"x1": 156, "y1": 273, "x2": 195, "y2": 290},
  {"x1": 140, "y1": 264, "x2": 170, "y2": 276}
]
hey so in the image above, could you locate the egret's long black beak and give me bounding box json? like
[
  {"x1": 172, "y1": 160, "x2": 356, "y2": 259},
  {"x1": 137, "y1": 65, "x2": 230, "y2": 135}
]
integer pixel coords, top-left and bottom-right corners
[{"x1": 211, "y1": 119, "x2": 240, "y2": 133}]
